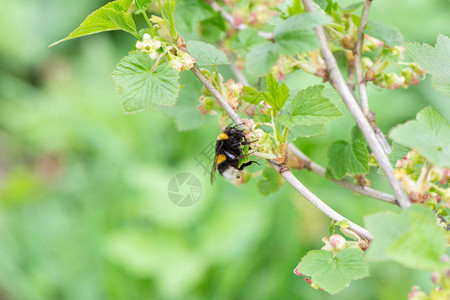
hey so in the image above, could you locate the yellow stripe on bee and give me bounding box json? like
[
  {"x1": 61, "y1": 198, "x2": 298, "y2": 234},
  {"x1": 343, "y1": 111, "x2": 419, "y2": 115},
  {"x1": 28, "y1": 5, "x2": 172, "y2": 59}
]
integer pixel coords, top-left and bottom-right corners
[
  {"x1": 217, "y1": 133, "x2": 229, "y2": 140},
  {"x1": 217, "y1": 154, "x2": 226, "y2": 165}
]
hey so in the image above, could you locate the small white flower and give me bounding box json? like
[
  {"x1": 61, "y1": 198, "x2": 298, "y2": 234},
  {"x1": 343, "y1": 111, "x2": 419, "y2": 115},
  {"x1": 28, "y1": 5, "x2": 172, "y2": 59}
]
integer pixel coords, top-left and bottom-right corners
[{"x1": 136, "y1": 33, "x2": 162, "y2": 60}]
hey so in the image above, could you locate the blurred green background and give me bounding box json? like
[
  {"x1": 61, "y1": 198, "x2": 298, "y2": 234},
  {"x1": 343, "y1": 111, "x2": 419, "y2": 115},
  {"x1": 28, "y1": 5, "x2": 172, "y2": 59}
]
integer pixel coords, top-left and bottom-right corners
[{"x1": 0, "y1": 0, "x2": 449, "y2": 299}]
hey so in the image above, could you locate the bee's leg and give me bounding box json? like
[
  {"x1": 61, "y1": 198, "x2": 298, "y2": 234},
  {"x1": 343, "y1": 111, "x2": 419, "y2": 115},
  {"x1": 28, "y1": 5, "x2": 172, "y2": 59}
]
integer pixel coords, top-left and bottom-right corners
[
  {"x1": 239, "y1": 161, "x2": 260, "y2": 170},
  {"x1": 241, "y1": 140, "x2": 257, "y2": 146}
]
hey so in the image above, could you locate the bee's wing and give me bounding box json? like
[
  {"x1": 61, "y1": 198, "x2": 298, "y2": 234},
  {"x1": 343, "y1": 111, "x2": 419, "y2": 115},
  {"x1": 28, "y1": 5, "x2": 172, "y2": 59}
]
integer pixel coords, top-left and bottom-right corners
[{"x1": 210, "y1": 154, "x2": 219, "y2": 185}]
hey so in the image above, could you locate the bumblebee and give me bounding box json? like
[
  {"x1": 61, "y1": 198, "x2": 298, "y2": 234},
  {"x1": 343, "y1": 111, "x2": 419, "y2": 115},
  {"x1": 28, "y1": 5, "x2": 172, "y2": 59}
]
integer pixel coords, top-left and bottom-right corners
[{"x1": 211, "y1": 125, "x2": 259, "y2": 184}]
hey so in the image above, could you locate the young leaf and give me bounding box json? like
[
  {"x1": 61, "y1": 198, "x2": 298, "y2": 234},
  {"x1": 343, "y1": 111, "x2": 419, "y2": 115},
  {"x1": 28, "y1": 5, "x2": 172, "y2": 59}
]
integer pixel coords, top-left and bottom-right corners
[
  {"x1": 112, "y1": 51, "x2": 180, "y2": 113},
  {"x1": 405, "y1": 34, "x2": 450, "y2": 96},
  {"x1": 327, "y1": 139, "x2": 369, "y2": 180},
  {"x1": 365, "y1": 205, "x2": 449, "y2": 271},
  {"x1": 245, "y1": 43, "x2": 279, "y2": 76},
  {"x1": 389, "y1": 106, "x2": 450, "y2": 167},
  {"x1": 257, "y1": 168, "x2": 281, "y2": 196},
  {"x1": 50, "y1": 0, "x2": 136, "y2": 47},
  {"x1": 239, "y1": 86, "x2": 263, "y2": 105},
  {"x1": 186, "y1": 41, "x2": 229, "y2": 67},
  {"x1": 365, "y1": 20, "x2": 404, "y2": 46},
  {"x1": 261, "y1": 74, "x2": 289, "y2": 112},
  {"x1": 297, "y1": 248, "x2": 369, "y2": 295},
  {"x1": 279, "y1": 85, "x2": 343, "y2": 127},
  {"x1": 135, "y1": 0, "x2": 153, "y2": 14}
]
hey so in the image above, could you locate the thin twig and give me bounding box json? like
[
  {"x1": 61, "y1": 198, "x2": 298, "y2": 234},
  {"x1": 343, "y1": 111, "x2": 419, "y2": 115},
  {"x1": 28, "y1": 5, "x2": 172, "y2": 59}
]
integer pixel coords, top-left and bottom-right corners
[
  {"x1": 287, "y1": 144, "x2": 397, "y2": 204},
  {"x1": 189, "y1": 63, "x2": 372, "y2": 240},
  {"x1": 229, "y1": 54, "x2": 396, "y2": 205},
  {"x1": 301, "y1": 0, "x2": 410, "y2": 208},
  {"x1": 205, "y1": 0, "x2": 274, "y2": 40},
  {"x1": 271, "y1": 163, "x2": 373, "y2": 240},
  {"x1": 353, "y1": 0, "x2": 371, "y2": 116},
  {"x1": 353, "y1": 0, "x2": 391, "y2": 154}
]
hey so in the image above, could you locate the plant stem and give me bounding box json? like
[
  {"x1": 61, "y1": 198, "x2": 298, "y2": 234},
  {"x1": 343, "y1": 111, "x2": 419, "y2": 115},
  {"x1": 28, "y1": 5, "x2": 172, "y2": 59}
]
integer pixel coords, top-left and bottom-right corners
[
  {"x1": 287, "y1": 144, "x2": 397, "y2": 204},
  {"x1": 301, "y1": 0, "x2": 410, "y2": 209},
  {"x1": 189, "y1": 62, "x2": 372, "y2": 240},
  {"x1": 271, "y1": 162, "x2": 373, "y2": 241},
  {"x1": 142, "y1": 11, "x2": 155, "y2": 37}
]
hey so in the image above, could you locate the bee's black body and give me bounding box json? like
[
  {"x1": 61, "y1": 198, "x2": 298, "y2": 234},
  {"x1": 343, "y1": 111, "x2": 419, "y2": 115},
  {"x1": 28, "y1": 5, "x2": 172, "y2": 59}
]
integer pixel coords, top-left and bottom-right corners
[{"x1": 211, "y1": 125, "x2": 259, "y2": 183}]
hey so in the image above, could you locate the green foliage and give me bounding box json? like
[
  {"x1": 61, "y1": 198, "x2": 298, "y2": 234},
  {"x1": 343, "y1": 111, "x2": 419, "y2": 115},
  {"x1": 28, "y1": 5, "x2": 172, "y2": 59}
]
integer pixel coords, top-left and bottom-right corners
[
  {"x1": 365, "y1": 205, "x2": 449, "y2": 271},
  {"x1": 389, "y1": 106, "x2": 450, "y2": 167},
  {"x1": 297, "y1": 248, "x2": 369, "y2": 295},
  {"x1": 327, "y1": 140, "x2": 369, "y2": 180},
  {"x1": 388, "y1": 142, "x2": 410, "y2": 167},
  {"x1": 274, "y1": 12, "x2": 328, "y2": 54},
  {"x1": 112, "y1": 51, "x2": 180, "y2": 113},
  {"x1": 342, "y1": 2, "x2": 364, "y2": 12},
  {"x1": 199, "y1": 13, "x2": 226, "y2": 43},
  {"x1": 186, "y1": 41, "x2": 229, "y2": 67},
  {"x1": 405, "y1": 34, "x2": 450, "y2": 96},
  {"x1": 50, "y1": 0, "x2": 136, "y2": 47},
  {"x1": 287, "y1": 124, "x2": 326, "y2": 142},
  {"x1": 175, "y1": 0, "x2": 214, "y2": 32},
  {"x1": 245, "y1": 43, "x2": 279, "y2": 76},
  {"x1": 257, "y1": 167, "x2": 281, "y2": 196},
  {"x1": 262, "y1": 74, "x2": 290, "y2": 112},
  {"x1": 134, "y1": 0, "x2": 153, "y2": 14},
  {"x1": 239, "y1": 86, "x2": 263, "y2": 105},
  {"x1": 229, "y1": 28, "x2": 267, "y2": 50},
  {"x1": 366, "y1": 20, "x2": 404, "y2": 46},
  {"x1": 279, "y1": 85, "x2": 343, "y2": 128}
]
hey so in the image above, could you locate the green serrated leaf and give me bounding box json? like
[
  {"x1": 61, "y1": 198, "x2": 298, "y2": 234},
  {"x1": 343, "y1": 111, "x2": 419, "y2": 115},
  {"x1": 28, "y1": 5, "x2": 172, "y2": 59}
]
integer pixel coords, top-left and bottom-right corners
[
  {"x1": 240, "y1": 86, "x2": 263, "y2": 105},
  {"x1": 50, "y1": 0, "x2": 136, "y2": 47},
  {"x1": 262, "y1": 74, "x2": 289, "y2": 112},
  {"x1": 245, "y1": 43, "x2": 280, "y2": 76},
  {"x1": 280, "y1": 85, "x2": 343, "y2": 127},
  {"x1": 229, "y1": 28, "x2": 267, "y2": 50},
  {"x1": 186, "y1": 41, "x2": 229, "y2": 67},
  {"x1": 327, "y1": 139, "x2": 369, "y2": 180},
  {"x1": 135, "y1": 0, "x2": 152, "y2": 14},
  {"x1": 257, "y1": 168, "x2": 281, "y2": 196},
  {"x1": 365, "y1": 205, "x2": 449, "y2": 271},
  {"x1": 287, "y1": 124, "x2": 326, "y2": 142},
  {"x1": 297, "y1": 248, "x2": 369, "y2": 295},
  {"x1": 405, "y1": 34, "x2": 450, "y2": 96},
  {"x1": 365, "y1": 20, "x2": 404, "y2": 46},
  {"x1": 159, "y1": 72, "x2": 209, "y2": 131},
  {"x1": 288, "y1": 0, "x2": 304, "y2": 15},
  {"x1": 389, "y1": 106, "x2": 450, "y2": 167},
  {"x1": 112, "y1": 51, "x2": 180, "y2": 113}
]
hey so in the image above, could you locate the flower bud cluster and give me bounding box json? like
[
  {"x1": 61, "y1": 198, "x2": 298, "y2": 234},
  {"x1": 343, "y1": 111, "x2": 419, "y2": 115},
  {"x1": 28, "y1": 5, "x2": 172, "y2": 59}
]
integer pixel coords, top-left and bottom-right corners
[
  {"x1": 135, "y1": 16, "x2": 195, "y2": 72},
  {"x1": 364, "y1": 46, "x2": 426, "y2": 89},
  {"x1": 270, "y1": 51, "x2": 327, "y2": 81},
  {"x1": 197, "y1": 71, "x2": 244, "y2": 115},
  {"x1": 242, "y1": 118, "x2": 277, "y2": 158},
  {"x1": 393, "y1": 149, "x2": 449, "y2": 212},
  {"x1": 321, "y1": 233, "x2": 363, "y2": 255}
]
